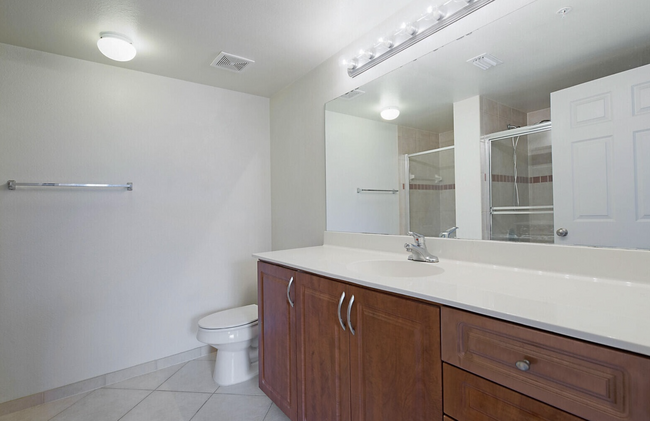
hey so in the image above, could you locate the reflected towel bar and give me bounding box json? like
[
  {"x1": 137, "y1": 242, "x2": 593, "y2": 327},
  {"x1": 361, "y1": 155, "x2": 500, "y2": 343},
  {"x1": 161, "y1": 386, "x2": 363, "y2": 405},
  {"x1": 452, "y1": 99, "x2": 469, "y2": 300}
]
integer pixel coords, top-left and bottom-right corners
[
  {"x1": 491, "y1": 205, "x2": 553, "y2": 215},
  {"x1": 7, "y1": 180, "x2": 133, "y2": 191},
  {"x1": 357, "y1": 188, "x2": 398, "y2": 194}
]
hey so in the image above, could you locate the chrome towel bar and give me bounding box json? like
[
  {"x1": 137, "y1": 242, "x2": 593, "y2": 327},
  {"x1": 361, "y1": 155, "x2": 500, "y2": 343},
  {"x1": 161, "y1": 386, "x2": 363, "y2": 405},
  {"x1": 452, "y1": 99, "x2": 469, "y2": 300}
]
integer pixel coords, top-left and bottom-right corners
[
  {"x1": 7, "y1": 180, "x2": 133, "y2": 191},
  {"x1": 357, "y1": 188, "x2": 398, "y2": 194}
]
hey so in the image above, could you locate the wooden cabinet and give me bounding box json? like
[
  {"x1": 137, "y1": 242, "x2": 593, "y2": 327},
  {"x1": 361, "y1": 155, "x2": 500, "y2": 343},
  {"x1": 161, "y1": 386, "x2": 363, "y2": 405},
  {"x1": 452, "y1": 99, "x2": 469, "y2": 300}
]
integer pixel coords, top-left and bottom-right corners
[
  {"x1": 346, "y1": 283, "x2": 442, "y2": 421},
  {"x1": 441, "y1": 307, "x2": 650, "y2": 421},
  {"x1": 258, "y1": 262, "x2": 298, "y2": 420},
  {"x1": 258, "y1": 262, "x2": 442, "y2": 421},
  {"x1": 259, "y1": 261, "x2": 650, "y2": 421},
  {"x1": 295, "y1": 272, "x2": 442, "y2": 421}
]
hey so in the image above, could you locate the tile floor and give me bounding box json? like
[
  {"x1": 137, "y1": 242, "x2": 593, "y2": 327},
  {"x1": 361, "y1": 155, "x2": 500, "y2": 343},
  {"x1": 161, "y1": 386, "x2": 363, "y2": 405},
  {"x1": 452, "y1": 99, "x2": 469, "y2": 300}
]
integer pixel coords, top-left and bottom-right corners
[{"x1": 0, "y1": 354, "x2": 290, "y2": 421}]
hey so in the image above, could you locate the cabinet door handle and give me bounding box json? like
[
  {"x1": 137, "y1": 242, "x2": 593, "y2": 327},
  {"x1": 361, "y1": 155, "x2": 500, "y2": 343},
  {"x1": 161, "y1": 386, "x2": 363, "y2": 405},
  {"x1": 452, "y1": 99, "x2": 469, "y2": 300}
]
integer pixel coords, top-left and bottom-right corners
[
  {"x1": 286, "y1": 276, "x2": 294, "y2": 308},
  {"x1": 337, "y1": 292, "x2": 346, "y2": 331},
  {"x1": 347, "y1": 295, "x2": 356, "y2": 335}
]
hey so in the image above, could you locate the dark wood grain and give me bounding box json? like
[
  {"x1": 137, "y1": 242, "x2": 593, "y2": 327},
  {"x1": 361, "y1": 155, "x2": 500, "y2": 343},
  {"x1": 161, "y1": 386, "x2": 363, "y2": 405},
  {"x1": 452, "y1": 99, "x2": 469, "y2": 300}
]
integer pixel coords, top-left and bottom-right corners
[
  {"x1": 258, "y1": 261, "x2": 297, "y2": 420},
  {"x1": 444, "y1": 363, "x2": 585, "y2": 421},
  {"x1": 348, "y1": 284, "x2": 442, "y2": 421},
  {"x1": 295, "y1": 272, "x2": 351, "y2": 421},
  {"x1": 441, "y1": 307, "x2": 650, "y2": 421}
]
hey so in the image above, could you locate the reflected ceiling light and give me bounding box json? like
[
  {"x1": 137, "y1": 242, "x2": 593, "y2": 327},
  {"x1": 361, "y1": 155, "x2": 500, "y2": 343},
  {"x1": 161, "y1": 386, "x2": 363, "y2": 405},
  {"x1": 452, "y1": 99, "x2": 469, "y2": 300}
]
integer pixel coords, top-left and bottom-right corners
[
  {"x1": 380, "y1": 107, "x2": 400, "y2": 120},
  {"x1": 346, "y1": 0, "x2": 494, "y2": 78},
  {"x1": 97, "y1": 32, "x2": 137, "y2": 62}
]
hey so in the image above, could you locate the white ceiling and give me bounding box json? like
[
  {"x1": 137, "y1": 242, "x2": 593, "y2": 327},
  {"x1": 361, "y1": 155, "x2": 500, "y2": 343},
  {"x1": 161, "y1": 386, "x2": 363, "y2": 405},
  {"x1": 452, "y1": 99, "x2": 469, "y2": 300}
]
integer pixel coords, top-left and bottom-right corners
[
  {"x1": 327, "y1": 0, "x2": 650, "y2": 133},
  {"x1": 0, "y1": 0, "x2": 414, "y2": 97}
]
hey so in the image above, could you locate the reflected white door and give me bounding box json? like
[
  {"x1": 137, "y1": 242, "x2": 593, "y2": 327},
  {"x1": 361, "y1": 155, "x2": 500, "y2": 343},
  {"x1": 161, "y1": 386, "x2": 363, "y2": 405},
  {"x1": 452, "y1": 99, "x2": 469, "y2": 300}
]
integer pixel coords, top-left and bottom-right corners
[{"x1": 551, "y1": 64, "x2": 650, "y2": 248}]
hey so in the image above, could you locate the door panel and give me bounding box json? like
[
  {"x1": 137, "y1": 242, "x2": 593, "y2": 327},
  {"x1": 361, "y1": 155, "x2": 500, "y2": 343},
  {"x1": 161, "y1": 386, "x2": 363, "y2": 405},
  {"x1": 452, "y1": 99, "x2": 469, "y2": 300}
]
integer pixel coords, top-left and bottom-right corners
[
  {"x1": 348, "y1": 286, "x2": 442, "y2": 421},
  {"x1": 296, "y1": 273, "x2": 350, "y2": 421},
  {"x1": 551, "y1": 63, "x2": 650, "y2": 248},
  {"x1": 258, "y1": 262, "x2": 297, "y2": 420}
]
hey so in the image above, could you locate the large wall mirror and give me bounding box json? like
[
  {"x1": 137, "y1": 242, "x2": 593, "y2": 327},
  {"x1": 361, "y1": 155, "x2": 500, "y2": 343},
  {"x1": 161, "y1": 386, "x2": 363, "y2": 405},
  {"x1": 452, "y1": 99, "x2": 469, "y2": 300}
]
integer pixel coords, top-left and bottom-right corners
[{"x1": 325, "y1": 0, "x2": 650, "y2": 250}]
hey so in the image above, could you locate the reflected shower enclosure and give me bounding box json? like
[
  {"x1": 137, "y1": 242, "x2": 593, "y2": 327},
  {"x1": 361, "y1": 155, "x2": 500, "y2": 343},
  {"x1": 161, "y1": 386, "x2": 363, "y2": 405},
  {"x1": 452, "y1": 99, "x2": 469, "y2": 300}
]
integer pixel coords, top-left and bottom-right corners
[
  {"x1": 488, "y1": 124, "x2": 553, "y2": 243},
  {"x1": 405, "y1": 147, "x2": 456, "y2": 237}
]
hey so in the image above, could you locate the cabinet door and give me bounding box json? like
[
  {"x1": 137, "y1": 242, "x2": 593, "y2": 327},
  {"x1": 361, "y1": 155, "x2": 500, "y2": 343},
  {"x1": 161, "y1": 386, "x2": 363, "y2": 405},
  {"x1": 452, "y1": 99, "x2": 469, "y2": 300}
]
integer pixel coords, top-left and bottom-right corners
[
  {"x1": 258, "y1": 262, "x2": 298, "y2": 420},
  {"x1": 295, "y1": 272, "x2": 351, "y2": 421},
  {"x1": 348, "y1": 286, "x2": 442, "y2": 421}
]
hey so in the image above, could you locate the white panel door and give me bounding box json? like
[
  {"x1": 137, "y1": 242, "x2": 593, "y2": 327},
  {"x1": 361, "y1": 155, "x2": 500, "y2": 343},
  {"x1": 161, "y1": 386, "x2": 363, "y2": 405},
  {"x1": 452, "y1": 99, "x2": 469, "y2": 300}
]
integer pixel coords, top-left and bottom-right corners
[{"x1": 551, "y1": 64, "x2": 650, "y2": 248}]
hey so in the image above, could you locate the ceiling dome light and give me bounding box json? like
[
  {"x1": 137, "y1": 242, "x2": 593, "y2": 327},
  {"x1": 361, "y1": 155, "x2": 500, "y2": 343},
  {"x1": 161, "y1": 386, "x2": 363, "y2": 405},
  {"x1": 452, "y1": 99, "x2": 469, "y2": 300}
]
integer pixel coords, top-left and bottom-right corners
[
  {"x1": 97, "y1": 32, "x2": 136, "y2": 62},
  {"x1": 380, "y1": 107, "x2": 400, "y2": 120}
]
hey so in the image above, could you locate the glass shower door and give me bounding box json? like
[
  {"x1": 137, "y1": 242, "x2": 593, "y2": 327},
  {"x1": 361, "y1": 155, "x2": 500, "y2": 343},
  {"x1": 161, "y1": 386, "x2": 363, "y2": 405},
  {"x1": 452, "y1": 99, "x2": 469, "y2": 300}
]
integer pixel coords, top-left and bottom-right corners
[
  {"x1": 406, "y1": 147, "x2": 456, "y2": 237},
  {"x1": 489, "y1": 125, "x2": 554, "y2": 243}
]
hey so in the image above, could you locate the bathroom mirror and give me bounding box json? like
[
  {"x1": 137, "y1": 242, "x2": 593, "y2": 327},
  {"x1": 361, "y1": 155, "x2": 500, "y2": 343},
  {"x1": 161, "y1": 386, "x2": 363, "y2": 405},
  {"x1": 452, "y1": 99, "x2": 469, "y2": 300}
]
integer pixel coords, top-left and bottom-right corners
[{"x1": 325, "y1": 0, "x2": 650, "y2": 249}]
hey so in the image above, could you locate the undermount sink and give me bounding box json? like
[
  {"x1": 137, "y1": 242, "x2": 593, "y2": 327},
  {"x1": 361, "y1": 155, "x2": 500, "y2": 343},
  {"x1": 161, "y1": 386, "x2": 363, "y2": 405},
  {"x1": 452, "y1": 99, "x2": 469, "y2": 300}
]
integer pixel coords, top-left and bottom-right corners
[{"x1": 347, "y1": 260, "x2": 444, "y2": 278}]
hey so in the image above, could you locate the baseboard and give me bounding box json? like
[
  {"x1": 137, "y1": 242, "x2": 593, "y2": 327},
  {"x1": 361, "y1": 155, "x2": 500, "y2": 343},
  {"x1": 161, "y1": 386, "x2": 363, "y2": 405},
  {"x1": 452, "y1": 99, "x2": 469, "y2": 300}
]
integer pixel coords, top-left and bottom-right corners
[{"x1": 0, "y1": 345, "x2": 213, "y2": 417}]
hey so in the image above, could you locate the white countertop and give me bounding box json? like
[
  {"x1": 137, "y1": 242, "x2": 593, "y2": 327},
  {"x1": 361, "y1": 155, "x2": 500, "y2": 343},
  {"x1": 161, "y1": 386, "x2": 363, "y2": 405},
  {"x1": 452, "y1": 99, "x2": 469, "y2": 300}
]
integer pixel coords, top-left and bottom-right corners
[{"x1": 254, "y1": 242, "x2": 650, "y2": 357}]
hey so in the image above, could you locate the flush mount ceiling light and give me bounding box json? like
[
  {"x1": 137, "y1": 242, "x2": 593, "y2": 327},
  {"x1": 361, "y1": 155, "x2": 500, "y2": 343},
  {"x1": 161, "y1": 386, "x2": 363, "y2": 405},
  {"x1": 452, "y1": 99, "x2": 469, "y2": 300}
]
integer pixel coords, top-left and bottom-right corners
[
  {"x1": 97, "y1": 32, "x2": 136, "y2": 62},
  {"x1": 380, "y1": 107, "x2": 400, "y2": 120},
  {"x1": 345, "y1": 0, "x2": 494, "y2": 78}
]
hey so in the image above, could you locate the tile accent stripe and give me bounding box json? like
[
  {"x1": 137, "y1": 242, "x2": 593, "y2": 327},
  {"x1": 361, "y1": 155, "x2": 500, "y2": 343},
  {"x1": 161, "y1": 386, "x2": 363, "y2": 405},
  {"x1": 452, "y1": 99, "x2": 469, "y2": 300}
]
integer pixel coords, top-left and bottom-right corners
[
  {"x1": 491, "y1": 174, "x2": 553, "y2": 184},
  {"x1": 409, "y1": 183, "x2": 456, "y2": 191}
]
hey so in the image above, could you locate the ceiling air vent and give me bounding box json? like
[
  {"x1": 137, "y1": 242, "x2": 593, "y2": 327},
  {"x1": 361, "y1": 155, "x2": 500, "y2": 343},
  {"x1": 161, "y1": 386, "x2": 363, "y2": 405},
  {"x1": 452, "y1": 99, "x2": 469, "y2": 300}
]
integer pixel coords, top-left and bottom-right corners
[
  {"x1": 210, "y1": 52, "x2": 255, "y2": 73},
  {"x1": 340, "y1": 88, "x2": 366, "y2": 100},
  {"x1": 467, "y1": 53, "x2": 503, "y2": 70}
]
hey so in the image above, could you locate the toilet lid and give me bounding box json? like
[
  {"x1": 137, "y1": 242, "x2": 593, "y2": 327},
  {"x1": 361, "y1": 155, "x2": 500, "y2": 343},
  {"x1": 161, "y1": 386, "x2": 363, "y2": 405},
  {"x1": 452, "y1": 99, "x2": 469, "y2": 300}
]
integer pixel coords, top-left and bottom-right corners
[{"x1": 198, "y1": 304, "x2": 258, "y2": 330}]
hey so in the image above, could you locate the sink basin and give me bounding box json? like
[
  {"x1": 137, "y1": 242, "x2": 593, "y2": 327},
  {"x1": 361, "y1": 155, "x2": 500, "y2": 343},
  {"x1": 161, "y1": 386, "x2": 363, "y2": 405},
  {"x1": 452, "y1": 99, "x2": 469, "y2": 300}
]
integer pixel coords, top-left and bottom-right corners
[{"x1": 347, "y1": 260, "x2": 444, "y2": 278}]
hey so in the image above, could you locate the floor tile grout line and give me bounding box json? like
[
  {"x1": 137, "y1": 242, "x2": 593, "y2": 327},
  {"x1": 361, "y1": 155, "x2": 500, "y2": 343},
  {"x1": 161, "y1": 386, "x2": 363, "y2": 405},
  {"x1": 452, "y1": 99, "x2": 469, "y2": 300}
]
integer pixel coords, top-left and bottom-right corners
[
  {"x1": 116, "y1": 389, "x2": 156, "y2": 421},
  {"x1": 262, "y1": 402, "x2": 273, "y2": 421},
  {"x1": 187, "y1": 392, "x2": 214, "y2": 421},
  {"x1": 153, "y1": 361, "x2": 190, "y2": 392},
  {"x1": 44, "y1": 390, "x2": 97, "y2": 421}
]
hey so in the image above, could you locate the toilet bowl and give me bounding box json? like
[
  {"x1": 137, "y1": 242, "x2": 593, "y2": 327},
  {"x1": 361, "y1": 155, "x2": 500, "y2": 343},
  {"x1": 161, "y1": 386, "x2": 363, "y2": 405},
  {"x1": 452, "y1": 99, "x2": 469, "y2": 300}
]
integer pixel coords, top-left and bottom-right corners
[{"x1": 196, "y1": 304, "x2": 259, "y2": 386}]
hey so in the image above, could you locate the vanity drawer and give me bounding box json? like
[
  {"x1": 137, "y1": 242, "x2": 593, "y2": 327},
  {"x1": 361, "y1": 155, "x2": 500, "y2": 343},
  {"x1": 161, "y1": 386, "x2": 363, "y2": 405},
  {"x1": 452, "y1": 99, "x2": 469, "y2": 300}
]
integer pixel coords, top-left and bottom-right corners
[
  {"x1": 444, "y1": 364, "x2": 584, "y2": 421},
  {"x1": 441, "y1": 307, "x2": 650, "y2": 421}
]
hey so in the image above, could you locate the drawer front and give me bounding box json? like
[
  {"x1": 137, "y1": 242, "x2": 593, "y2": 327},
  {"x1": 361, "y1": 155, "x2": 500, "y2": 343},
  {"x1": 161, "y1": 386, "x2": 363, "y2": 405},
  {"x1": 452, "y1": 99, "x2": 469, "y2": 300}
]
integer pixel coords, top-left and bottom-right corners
[
  {"x1": 444, "y1": 364, "x2": 584, "y2": 421},
  {"x1": 441, "y1": 307, "x2": 650, "y2": 421}
]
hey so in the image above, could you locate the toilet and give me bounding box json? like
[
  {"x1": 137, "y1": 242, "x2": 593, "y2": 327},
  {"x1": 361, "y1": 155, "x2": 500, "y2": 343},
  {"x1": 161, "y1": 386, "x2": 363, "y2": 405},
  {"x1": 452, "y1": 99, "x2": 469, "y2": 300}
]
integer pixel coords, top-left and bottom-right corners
[{"x1": 196, "y1": 304, "x2": 259, "y2": 386}]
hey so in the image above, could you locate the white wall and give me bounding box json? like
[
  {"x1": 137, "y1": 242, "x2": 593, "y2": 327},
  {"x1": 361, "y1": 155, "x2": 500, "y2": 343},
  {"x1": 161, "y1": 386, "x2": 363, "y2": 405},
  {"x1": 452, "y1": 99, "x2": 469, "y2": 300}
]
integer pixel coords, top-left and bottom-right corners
[
  {"x1": 269, "y1": 0, "x2": 537, "y2": 250},
  {"x1": 0, "y1": 43, "x2": 271, "y2": 403},
  {"x1": 453, "y1": 96, "x2": 484, "y2": 239},
  {"x1": 326, "y1": 111, "x2": 399, "y2": 234}
]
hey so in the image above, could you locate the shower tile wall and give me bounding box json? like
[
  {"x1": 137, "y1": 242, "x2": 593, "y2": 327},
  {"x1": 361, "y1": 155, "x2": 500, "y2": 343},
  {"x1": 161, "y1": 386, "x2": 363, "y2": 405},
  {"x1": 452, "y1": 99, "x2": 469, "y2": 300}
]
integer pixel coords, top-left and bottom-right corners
[
  {"x1": 480, "y1": 98, "x2": 526, "y2": 136},
  {"x1": 439, "y1": 130, "x2": 454, "y2": 147}
]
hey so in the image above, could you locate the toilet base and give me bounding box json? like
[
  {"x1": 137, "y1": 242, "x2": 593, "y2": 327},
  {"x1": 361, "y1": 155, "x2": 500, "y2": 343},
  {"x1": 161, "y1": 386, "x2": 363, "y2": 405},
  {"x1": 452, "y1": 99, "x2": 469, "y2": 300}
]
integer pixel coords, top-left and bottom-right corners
[{"x1": 213, "y1": 345, "x2": 259, "y2": 386}]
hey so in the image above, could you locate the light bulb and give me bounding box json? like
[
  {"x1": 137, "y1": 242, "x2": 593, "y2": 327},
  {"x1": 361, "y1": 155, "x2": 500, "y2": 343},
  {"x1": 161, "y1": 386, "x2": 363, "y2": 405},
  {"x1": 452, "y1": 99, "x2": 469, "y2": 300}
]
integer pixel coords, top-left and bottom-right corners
[
  {"x1": 425, "y1": 5, "x2": 446, "y2": 21},
  {"x1": 405, "y1": 22, "x2": 418, "y2": 36}
]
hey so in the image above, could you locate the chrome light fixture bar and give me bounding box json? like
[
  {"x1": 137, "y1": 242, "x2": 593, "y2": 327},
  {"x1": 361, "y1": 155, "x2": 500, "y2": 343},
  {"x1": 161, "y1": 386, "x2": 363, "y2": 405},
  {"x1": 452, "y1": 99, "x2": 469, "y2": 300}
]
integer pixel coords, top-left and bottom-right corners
[{"x1": 347, "y1": 0, "x2": 494, "y2": 78}]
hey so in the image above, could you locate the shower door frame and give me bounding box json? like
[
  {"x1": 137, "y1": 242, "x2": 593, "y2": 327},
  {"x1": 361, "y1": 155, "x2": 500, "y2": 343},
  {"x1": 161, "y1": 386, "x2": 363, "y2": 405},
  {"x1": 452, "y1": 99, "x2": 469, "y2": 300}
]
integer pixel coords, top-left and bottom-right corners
[
  {"x1": 484, "y1": 121, "x2": 552, "y2": 242},
  {"x1": 404, "y1": 145, "x2": 455, "y2": 235}
]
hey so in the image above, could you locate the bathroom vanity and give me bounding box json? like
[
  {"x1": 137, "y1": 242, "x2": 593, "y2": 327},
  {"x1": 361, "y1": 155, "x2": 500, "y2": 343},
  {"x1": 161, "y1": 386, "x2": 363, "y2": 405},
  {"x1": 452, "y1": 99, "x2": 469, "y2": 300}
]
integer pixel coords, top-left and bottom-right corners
[{"x1": 255, "y1": 233, "x2": 650, "y2": 421}]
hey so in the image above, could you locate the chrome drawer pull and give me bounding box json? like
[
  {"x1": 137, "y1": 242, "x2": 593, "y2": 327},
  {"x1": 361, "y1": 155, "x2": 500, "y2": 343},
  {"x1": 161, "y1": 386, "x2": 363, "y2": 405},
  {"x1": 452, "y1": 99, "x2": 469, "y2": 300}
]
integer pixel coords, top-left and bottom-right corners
[
  {"x1": 515, "y1": 359, "x2": 531, "y2": 371},
  {"x1": 347, "y1": 295, "x2": 356, "y2": 335},
  {"x1": 287, "y1": 277, "x2": 294, "y2": 308},
  {"x1": 337, "y1": 292, "x2": 346, "y2": 331}
]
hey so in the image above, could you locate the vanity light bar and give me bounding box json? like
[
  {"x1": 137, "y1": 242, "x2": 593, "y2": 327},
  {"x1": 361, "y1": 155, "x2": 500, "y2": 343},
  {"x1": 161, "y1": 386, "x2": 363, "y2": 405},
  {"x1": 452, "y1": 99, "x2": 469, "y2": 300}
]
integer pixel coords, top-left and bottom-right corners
[{"x1": 347, "y1": 0, "x2": 494, "y2": 78}]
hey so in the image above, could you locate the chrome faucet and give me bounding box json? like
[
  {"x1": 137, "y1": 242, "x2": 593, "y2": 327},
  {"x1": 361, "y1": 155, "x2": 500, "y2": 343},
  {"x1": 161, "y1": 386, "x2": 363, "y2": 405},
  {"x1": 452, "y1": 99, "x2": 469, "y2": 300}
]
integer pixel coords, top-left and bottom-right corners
[
  {"x1": 404, "y1": 232, "x2": 439, "y2": 263},
  {"x1": 439, "y1": 226, "x2": 459, "y2": 238}
]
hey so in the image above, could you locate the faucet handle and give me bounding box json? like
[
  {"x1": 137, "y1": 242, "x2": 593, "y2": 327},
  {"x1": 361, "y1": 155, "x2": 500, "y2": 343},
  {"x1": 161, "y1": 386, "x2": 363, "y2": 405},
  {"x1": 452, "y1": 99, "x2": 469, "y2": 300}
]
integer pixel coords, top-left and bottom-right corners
[{"x1": 408, "y1": 232, "x2": 426, "y2": 247}]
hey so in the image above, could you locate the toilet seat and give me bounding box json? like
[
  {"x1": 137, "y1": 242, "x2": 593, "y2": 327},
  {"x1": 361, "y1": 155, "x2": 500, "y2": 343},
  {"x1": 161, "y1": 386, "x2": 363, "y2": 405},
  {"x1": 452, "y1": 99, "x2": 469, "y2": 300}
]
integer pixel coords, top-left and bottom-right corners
[{"x1": 198, "y1": 304, "x2": 258, "y2": 330}]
